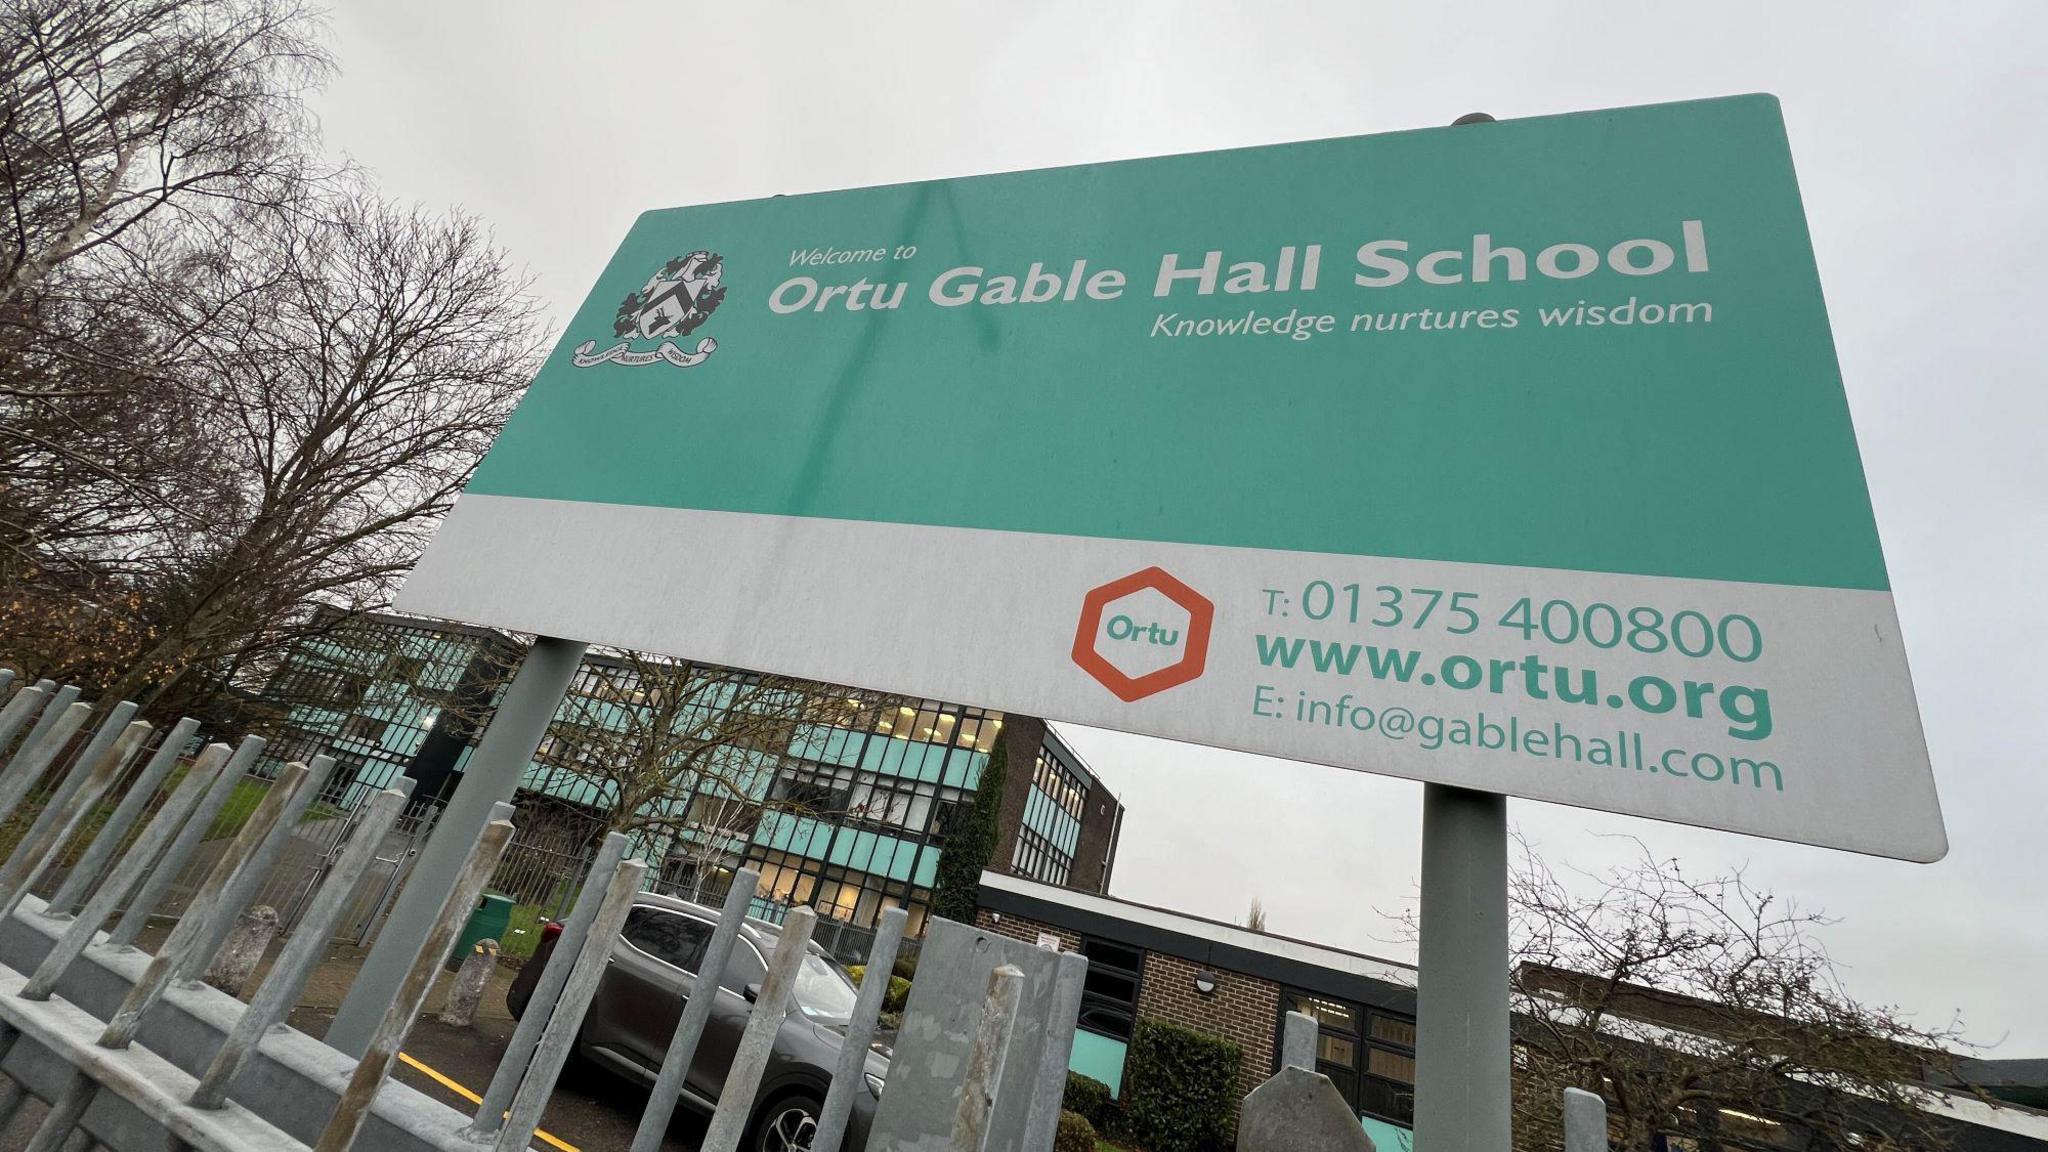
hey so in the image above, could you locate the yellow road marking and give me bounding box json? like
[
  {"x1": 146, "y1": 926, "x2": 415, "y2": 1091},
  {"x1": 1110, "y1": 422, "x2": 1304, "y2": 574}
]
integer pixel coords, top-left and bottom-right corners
[{"x1": 397, "y1": 1051, "x2": 580, "y2": 1152}]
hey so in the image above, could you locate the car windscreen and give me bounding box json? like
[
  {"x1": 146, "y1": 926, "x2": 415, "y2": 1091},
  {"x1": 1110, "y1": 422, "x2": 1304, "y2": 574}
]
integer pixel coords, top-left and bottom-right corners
[{"x1": 790, "y1": 952, "x2": 860, "y2": 1022}]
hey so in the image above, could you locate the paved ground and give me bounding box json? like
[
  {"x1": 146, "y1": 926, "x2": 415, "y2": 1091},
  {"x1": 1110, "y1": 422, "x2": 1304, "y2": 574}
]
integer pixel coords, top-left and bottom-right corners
[
  {"x1": 286, "y1": 944, "x2": 710, "y2": 1152},
  {"x1": 1, "y1": 929, "x2": 708, "y2": 1152}
]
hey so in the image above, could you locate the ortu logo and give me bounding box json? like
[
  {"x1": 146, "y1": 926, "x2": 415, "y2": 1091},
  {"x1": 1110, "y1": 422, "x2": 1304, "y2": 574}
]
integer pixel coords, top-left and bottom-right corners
[{"x1": 1071, "y1": 567, "x2": 1215, "y2": 702}]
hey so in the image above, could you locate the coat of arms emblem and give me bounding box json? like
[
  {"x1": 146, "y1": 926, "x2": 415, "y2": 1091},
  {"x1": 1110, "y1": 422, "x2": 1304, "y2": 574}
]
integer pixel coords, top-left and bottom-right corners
[{"x1": 572, "y1": 251, "x2": 727, "y2": 369}]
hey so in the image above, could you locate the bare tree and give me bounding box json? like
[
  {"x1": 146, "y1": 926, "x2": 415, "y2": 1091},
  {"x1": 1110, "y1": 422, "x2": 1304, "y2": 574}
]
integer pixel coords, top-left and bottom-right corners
[
  {"x1": 531, "y1": 652, "x2": 860, "y2": 898},
  {"x1": 66, "y1": 187, "x2": 550, "y2": 712},
  {"x1": 1245, "y1": 896, "x2": 1267, "y2": 933},
  {"x1": 1508, "y1": 839, "x2": 1973, "y2": 1152},
  {"x1": 0, "y1": 0, "x2": 328, "y2": 308}
]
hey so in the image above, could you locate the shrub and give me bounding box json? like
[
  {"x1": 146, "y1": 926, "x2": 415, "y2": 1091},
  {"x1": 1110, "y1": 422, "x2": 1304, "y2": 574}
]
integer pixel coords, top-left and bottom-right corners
[
  {"x1": 891, "y1": 949, "x2": 920, "y2": 981},
  {"x1": 1064, "y1": 1071, "x2": 1115, "y2": 1131},
  {"x1": 1055, "y1": 1110, "x2": 1097, "y2": 1152},
  {"x1": 848, "y1": 965, "x2": 913, "y2": 1013},
  {"x1": 1116, "y1": 1018, "x2": 1241, "y2": 1152}
]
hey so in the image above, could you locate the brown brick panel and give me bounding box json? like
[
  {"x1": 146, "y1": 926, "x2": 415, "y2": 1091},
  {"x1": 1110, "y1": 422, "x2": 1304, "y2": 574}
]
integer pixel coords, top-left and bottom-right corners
[
  {"x1": 1134, "y1": 951, "x2": 1280, "y2": 1107},
  {"x1": 972, "y1": 907, "x2": 1082, "y2": 952}
]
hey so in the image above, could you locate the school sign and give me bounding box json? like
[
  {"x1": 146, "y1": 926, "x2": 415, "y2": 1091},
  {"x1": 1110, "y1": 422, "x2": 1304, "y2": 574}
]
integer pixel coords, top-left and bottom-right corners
[{"x1": 400, "y1": 95, "x2": 1944, "y2": 861}]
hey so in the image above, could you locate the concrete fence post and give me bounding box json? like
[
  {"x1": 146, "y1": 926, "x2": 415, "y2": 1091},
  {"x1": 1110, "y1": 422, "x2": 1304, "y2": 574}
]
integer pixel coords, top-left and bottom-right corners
[
  {"x1": 48, "y1": 715, "x2": 199, "y2": 915},
  {"x1": 177, "y1": 754, "x2": 340, "y2": 980},
  {"x1": 701, "y1": 905, "x2": 818, "y2": 1152},
  {"x1": 203, "y1": 904, "x2": 281, "y2": 997},
  {"x1": 440, "y1": 940, "x2": 499, "y2": 1027},
  {"x1": 189, "y1": 782, "x2": 416, "y2": 1111},
  {"x1": 99, "y1": 761, "x2": 312, "y2": 1049},
  {"x1": 1283, "y1": 1009, "x2": 1319, "y2": 1071},
  {"x1": 0, "y1": 701, "x2": 89, "y2": 825},
  {"x1": 109, "y1": 737, "x2": 260, "y2": 948},
  {"x1": 468, "y1": 830, "x2": 632, "y2": 1142},
  {"x1": 0, "y1": 683, "x2": 46, "y2": 756},
  {"x1": 8, "y1": 683, "x2": 79, "y2": 774},
  {"x1": 0, "y1": 720, "x2": 151, "y2": 918},
  {"x1": 19, "y1": 743, "x2": 235, "y2": 1001},
  {"x1": 813, "y1": 905, "x2": 908, "y2": 1152},
  {"x1": 493, "y1": 859, "x2": 648, "y2": 1152},
  {"x1": 313, "y1": 812, "x2": 516, "y2": 1152},
  {"x1": 1021, "y1": 949, "x2": 1090, "y2": 1152},
  {"x1": 628, "y1": 868, "x2": 762, "y2": 1152},
  {"x1": 950, "y1": 963, "x2": 1025, "y2": 1152},
  {"x1": 1563, "y1": 1087, "x2": 1609, "y2": 1152}
]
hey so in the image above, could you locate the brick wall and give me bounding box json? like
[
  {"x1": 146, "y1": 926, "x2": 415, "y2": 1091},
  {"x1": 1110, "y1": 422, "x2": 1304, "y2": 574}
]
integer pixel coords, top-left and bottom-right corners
[
  {"x1": 973, "y1": 905, "x2": 1283, "y2": 1112},
  {"x1": 1135, "y1": 951, "x2": 1280, "y2": 1106},
  {"x1": 973, "y1": 907, "x2": 1081, "y2": 952}
]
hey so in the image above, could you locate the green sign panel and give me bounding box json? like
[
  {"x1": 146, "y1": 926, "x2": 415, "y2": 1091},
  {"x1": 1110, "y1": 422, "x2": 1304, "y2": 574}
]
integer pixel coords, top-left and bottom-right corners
[{"x1": 404, "y1": 95, "x2": 1942, "y2": 860}]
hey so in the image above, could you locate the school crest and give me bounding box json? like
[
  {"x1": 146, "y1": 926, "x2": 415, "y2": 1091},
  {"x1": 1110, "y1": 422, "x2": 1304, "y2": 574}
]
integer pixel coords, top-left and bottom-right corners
[{"x1": 572, "y1": 251, "x2": 727, "y2": 369}]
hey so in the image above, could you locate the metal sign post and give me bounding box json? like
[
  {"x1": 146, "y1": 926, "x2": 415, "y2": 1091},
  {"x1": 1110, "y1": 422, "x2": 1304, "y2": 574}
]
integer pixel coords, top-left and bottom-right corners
[
  {"x1": 1408, "y1": 113, "x2": 1515, "y2": 1152},
  {"x1": 1415, "y1": 783, "x2": 1511, "y2": 1151}
]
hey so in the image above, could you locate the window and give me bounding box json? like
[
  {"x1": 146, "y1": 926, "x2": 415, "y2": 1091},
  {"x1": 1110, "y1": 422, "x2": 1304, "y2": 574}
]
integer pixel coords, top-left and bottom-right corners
[
  {"x1": 622, "y1": 908, "x2": 714, "y2": 973},
  {"x1": 1285, "y1": 990, "x2": 1414, "y2": 1126},
  {"x1": 1078, "y1": 938, "x2": 1143, "y2": 1041},
  {"x1": 338, "y1": 715, "x2": 388, "y2": 744}
]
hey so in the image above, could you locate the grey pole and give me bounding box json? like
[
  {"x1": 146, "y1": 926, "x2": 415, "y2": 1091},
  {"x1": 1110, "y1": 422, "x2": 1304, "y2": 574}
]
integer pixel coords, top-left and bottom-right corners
[
  {"x1": 701, "y1": 905, "x2": 817, "y2": 1152},
  {"x1": 1414, "y1": 783, "x2": 1510, "y2": 1152},
  {"x1": 0, "y1": 684, "x2": 46, "y2": 754},
  {"x1": 493, "y1": 858, "x2": 648, "y2": 1152},
  {"x1": 813, "y1": 906, "x2": 908, "y2": 1152},
  {"x1": 1282, "y1": 1010, "x2": 1319, "y2": 1071},
  {"x1": 20, "y1": 744, "x2": 236, "y2": 1001},
  {"x1": 950, "y1": 963, "x2": 1025, "y2": 1152},
  {"x1": 467, "y1": 830, "x2": 632, "y2": 1140},
  {"x1": 48, "y1": 717, "x2": 199, "y2": 914},
  {"x1": 99, "y1": 762, "x2": 312, "y2": 1049},
  {"x1": 190, "y1": 782, "x2": 417, "y2": 1109},
  {"x1": 316, "y1": 814, "x2": 517, "y2": 1152},
  {"x1": 0, "y1": 702, "x2": 90, "y2": 821},
  {"x1": 0, "y1": 722, "x2": 151, "y2": 916},
  {"x1": 1020, "y1": 949, "x2": 1089, "y2": 1152},
  {"x1": 51, "y1": 701, "x2": 140, "y2": 807},
  {"x1": 328, "y1": 634, "x2": 588, "y2": 1057},
  {"x1": 175, "y1": 754, "x2": 339, "y2": 979},
  {"x1": 1410, "y1": 112, "x2": 1513, "y2": 1152},
  {"x1": 630, "y1": 868, "x2": 762, "y2": 1152},
  {"x1": 1562, "y1": 1087, "x2": 1608, "y2": 1152},
  {"x1": 10, "y1": 683, "x2": 79, "y2": 770},
  {"x1": 109, "y1": 737, "x2": 259, "y2": 947}
]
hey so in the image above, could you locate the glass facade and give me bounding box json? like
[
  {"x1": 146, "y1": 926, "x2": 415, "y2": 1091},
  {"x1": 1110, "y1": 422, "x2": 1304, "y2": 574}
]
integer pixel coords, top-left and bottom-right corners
[
  {"x1": 1012, "y1": 743, "x2": 1087, "y2": 886},
  {"x1": 258, "y1": 610, "x2": 513, "y2": 806},
  {"x1": 1283, "y1": 988, "x2": 1417, "y2": 1130},
  {"x1": 257, "y1": 611, "x2": 1112, "y2": 936}
]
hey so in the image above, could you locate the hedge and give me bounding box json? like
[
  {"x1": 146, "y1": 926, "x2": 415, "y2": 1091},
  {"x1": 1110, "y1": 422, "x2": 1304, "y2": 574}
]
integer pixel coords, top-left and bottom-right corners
[
  {"x1": 1055, "y1": 1110, "x2": 1097, "y2": 1152},
  {"x1": 1063, "y1": 1070, "x2": 1115, "y2": 1131},
  {"x1": 1115, "y1": 1018, "x2": 1241, "y2": 1152},
  {"x1": 845, "y1": 965, "x2": 913, "y2": 1014}
]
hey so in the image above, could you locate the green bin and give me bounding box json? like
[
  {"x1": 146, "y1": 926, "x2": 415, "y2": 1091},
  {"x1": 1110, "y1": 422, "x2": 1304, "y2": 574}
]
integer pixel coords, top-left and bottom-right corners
[{"x1": 447, "y1": 892, "x2": 515, "y2": 970}]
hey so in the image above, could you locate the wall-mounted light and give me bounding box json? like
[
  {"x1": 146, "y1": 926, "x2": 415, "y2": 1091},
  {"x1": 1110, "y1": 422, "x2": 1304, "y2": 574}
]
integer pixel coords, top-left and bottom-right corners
[{"x1": 1193, "y1": 970, "x2": 1219, "y2": 996}]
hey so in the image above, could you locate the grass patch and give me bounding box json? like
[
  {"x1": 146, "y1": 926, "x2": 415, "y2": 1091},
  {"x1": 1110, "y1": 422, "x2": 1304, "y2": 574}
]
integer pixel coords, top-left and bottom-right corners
[
  {"x1": 202, "y1": 777, "x2": 343, "y2": 841},
  {"x1": 497, "y1": 902, "x2": 546, "y2": 960}
]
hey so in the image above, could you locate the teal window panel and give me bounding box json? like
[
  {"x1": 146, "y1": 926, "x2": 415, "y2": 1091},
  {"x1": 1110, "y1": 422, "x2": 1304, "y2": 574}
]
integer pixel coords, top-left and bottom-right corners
[
  {"x1": 1362, "y1": 1118, "x2": 1413, "y2": 1152},
  {"x1": 914, "y1": 845, "x2": 940, "y2": 888},
  {"x1": 917, "y1": 743, "x2": 946, "y2": 784},
  {"x1": 950, "y1": 748, "x2": 988, "y2": 790},
  {"x1": 1070, "y1": 1032, "x2": 1127, "y2": 1097}
]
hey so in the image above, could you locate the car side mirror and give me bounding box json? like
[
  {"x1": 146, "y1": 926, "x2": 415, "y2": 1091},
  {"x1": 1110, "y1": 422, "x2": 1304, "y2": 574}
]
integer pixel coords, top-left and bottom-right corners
[{"x1": 744, "y1": 983, "x2": 761, "y2": 1003}]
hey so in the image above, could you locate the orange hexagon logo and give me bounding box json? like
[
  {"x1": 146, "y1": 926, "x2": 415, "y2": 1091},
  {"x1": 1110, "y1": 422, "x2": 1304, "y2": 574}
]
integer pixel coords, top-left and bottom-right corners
[{"x1": 1071, "y1": 567, "x2": 1216, "y2": 702}]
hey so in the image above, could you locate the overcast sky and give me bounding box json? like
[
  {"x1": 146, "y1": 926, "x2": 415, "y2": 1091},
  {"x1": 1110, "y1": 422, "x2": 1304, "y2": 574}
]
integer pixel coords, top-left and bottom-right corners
[{"x1": 316, "y1": 2, "x2": 2047, "y2": 1052}]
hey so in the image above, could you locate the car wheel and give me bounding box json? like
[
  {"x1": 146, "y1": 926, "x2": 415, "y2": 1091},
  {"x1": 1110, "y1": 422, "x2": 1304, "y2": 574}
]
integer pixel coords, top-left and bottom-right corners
[{"x1": 751, "y1": 1092, "x2": 822, "y2": 1152}]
